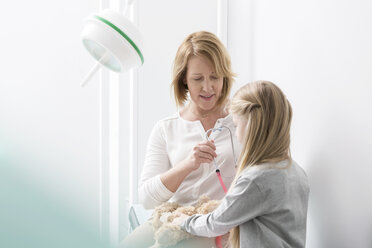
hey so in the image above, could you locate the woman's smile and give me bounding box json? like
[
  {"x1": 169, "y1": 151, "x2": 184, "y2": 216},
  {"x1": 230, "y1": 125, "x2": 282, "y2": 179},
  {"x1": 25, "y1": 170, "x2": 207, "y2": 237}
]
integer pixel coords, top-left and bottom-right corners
[{"x1": 200, "y1": 94, "x2": 215, "y2": 101}]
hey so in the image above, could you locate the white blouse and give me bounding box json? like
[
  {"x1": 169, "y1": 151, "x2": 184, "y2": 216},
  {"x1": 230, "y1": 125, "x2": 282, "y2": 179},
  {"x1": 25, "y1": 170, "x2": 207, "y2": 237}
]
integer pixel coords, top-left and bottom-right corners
[{"x1": 138, "y1": 112, "x2": 242, "y2": 209}]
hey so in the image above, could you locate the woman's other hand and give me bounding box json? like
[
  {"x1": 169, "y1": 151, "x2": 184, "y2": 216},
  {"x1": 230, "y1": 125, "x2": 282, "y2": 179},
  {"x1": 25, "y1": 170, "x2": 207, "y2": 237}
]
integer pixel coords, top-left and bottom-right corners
[
  {"x1": 160, "y1": 140, "x2": 217, "y2": 193},
  {"x1": 183, "y1": 140, "x2": 217, "y2": 171}
]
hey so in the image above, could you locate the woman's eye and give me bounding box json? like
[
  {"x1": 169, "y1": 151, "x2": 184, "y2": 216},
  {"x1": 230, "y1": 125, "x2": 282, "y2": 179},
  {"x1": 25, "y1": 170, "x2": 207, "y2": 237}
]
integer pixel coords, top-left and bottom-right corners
[
  {"x1": 193, "y1": 78, "x2": 202, "y2": 81},
  {"x1": 211, "y1": 76, "x2": 219, "y2": 80}
]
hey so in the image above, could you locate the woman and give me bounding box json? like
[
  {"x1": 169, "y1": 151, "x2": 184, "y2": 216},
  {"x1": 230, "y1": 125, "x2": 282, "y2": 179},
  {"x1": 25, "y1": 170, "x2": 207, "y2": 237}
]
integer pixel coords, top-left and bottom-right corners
[{"x1": 121, "y1": 31, "x2": 240, "y2": 248}]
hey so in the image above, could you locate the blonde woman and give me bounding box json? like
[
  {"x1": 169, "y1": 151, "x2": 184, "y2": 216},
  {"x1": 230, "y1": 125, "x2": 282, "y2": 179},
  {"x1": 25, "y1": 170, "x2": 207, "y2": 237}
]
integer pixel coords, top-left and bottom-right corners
[
  {"x1": 180, "y1": 81, "x2": 310, "y2": 247},
  {"x1": 121, "y1": 31, "x2": 241, "y2": 247}
]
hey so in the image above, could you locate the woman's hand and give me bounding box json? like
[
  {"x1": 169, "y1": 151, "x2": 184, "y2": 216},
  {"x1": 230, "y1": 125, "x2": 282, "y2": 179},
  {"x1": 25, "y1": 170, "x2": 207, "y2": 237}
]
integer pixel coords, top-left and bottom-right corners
[
  {"x1": 183, "y1": 140, "x2": 217, "y2": 171},
  {"x1": 160, "y1": 140, "x2": 217, "y2": 193}
]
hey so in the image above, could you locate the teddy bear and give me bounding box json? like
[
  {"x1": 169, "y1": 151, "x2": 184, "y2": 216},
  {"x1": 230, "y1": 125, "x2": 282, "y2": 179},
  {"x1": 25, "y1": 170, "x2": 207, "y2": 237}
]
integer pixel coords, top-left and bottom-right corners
[{"x1": 150, "y1": 195, "x2": 220, "y2": 248}]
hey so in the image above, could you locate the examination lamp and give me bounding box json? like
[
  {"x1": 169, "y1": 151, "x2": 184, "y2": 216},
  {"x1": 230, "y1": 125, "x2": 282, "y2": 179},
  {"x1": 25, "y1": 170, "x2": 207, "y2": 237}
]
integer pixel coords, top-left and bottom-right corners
[{"x1": 80, "y1": 8, "x2": 144, "y2": 86}]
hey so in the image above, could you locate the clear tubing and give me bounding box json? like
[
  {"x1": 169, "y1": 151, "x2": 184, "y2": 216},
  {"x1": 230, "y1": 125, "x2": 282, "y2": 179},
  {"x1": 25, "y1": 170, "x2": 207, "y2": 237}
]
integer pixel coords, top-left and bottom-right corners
[
  {"x1": 205, "y1": 126, "x2": 237, "y2": 169},
  {"x1": 205, "y1": 126, "x2": 237, "y2": 194}
]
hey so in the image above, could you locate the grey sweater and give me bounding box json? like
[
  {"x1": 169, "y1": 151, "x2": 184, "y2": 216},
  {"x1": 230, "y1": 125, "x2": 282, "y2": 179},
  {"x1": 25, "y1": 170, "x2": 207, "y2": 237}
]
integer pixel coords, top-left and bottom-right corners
[{"x1": 181, "y1": 159, "x2": 310, "y2": 247}]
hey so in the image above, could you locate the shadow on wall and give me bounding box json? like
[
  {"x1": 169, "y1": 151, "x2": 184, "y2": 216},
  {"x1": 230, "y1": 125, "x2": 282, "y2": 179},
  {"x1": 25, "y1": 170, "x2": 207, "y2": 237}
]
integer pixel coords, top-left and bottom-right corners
[
  {"x1": 0, "y1": 161, "x2": 105, "y2": 248},
  {"x1": 306, "y1": 121, "x2": 372, "y2": 248}
]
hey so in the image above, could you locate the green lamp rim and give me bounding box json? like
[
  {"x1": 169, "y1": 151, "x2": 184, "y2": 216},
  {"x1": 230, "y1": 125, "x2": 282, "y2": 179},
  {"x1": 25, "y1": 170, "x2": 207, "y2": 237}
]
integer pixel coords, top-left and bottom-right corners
[{"x1": 93, "y1": 15, "x2": 144, "y2": 65}]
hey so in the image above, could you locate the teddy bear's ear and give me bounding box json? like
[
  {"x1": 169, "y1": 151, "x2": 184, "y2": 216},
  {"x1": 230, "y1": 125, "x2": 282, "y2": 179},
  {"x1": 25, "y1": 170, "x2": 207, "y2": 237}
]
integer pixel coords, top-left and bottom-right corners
[
  {"x1": 193, "y1": 195, "x2": 210, "y2": 209},
  {"x1": 196, "y1": 200, "x2": 221, "y2": 214},
  {"x1": 155, "y1": 202, "x2": 180, "y2": 213}
]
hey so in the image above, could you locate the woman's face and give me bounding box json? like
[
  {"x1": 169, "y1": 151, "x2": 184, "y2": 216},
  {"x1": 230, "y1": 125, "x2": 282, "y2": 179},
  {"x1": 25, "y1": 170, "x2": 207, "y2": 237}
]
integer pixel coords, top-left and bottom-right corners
[
  {"x1": 232, "y1": 113, "x2": 248, "y2": 144},
  {"x1": 185, "y1": 55, "x2": 224, "y2": 112}
]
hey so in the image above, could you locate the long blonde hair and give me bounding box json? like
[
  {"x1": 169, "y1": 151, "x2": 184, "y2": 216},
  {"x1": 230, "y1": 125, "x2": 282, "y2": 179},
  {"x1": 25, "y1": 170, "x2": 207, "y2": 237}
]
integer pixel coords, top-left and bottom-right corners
[
  {"x1": 171, "y1": 31, "x2": 235, "y2": 107},
  {"x1": 228, "y1": 80, "x2": 293, "y2": 248}
]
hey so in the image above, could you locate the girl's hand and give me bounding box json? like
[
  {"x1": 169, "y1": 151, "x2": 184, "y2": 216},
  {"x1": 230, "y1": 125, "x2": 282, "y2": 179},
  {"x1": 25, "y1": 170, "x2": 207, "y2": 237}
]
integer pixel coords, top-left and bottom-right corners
[
  {"x1": 183, "y1": 140, "x2": 217, "y2": 171},
  {"x1": 172, "y1": 213, "x2": 190, "y2": 226}
]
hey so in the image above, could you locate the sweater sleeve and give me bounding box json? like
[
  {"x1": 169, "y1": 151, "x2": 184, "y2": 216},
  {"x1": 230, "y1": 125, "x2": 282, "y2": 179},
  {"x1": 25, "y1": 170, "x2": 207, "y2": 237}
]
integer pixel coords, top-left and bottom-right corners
[
  {"x1": 138, "y1": 121, "x2": 174, "y2": 209},
  {"x1": 180, "y1": 176, "x2": 266, "y2": 237}
]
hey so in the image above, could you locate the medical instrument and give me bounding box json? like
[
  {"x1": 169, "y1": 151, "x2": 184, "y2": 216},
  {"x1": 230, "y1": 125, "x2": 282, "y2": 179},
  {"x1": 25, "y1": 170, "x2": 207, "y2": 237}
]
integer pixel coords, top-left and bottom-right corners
[
  {"x1": 80, "y1": 8, "x2": 144, "y2": 86},
  {"x1": 206, "y1": 126, "x2": 237, "y2": 248},
  {"x1": 205, "y1": 126, "x2": 238, "y2": 193}
]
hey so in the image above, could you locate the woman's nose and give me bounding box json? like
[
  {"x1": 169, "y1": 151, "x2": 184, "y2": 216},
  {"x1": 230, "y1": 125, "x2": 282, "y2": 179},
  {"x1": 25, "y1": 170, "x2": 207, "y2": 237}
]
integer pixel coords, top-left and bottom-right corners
[{"x1": 201, "y1": 79, "x2": 213, "y2": 91}]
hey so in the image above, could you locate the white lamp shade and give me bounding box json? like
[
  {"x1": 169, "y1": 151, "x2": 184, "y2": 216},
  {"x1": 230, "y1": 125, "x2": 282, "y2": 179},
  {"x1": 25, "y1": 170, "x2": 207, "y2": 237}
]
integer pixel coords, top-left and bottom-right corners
[{"x1": 81, "y1": 9, "x2": 144, "y2": 73}]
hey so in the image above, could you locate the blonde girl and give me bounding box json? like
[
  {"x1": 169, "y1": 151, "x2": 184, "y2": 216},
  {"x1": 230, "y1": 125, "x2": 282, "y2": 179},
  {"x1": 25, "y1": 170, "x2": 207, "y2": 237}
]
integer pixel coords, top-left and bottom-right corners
[{"x1": 181, "y1": 81, "x2": 310, "y2": 248}]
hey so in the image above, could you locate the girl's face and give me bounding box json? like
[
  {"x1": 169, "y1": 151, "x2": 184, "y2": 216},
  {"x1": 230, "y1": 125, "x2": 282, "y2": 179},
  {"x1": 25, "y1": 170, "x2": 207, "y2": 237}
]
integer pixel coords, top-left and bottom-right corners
[
  {"x1": 184, "y1": 55, "x2": 224, "y2": 112},
  {"x1": 232, "y1": 113, "x2": 248, "y2": 144}
]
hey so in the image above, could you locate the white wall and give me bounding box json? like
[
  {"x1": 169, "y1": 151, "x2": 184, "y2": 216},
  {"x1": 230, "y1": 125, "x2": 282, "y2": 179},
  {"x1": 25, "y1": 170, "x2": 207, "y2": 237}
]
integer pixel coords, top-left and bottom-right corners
[
  {"x1": 0, "y1": 0, "x2": 104, "y2": 247},
  {"x1": 229, "y1": 0, "x2": 372, "y2": 247}
]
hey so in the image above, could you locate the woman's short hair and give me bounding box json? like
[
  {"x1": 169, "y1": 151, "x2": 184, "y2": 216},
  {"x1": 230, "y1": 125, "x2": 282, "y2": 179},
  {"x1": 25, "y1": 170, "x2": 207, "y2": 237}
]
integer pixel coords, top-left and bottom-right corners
[{"x1": 171, "y1": 31, "x2": 235, "y2": 107}]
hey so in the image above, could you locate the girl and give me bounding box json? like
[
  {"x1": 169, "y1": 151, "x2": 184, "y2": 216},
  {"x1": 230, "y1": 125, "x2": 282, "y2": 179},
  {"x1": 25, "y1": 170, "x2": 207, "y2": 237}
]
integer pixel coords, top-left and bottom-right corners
[{"x1": 181, "y1": 81, "x2": 310, "y2": 247}]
